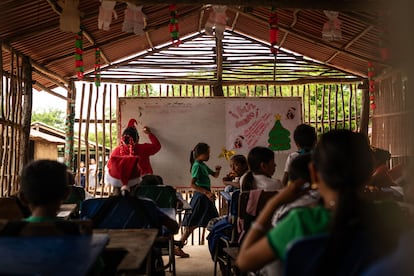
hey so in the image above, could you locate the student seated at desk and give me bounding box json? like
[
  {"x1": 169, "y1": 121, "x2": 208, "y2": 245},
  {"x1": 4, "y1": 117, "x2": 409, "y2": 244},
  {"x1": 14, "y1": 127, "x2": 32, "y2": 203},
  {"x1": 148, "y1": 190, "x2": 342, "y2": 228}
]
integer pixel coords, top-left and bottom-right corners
[
  {"x1": 222, "y1": 154, "x2": 248, "y2": 192},
  {"x1": 236, "y1": 130, "x2": 409, "y2": 275}
]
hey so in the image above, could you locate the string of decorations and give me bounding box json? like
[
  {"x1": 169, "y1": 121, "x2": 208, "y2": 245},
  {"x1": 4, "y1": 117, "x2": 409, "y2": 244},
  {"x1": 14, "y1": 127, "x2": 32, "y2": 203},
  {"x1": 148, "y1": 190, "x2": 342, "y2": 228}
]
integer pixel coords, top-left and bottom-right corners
[
  {"x1": 169, "y1": 4, "x2": 181, "y2": 46},
  {"x1": 94, "y1": 47, "x2": 101, "y2": 87},
  {"x1": 368, "y1": 62, "x2": 376, "y2": 110},
  {"x1": 75, "y1": 28, "x2": 84, "y2": 80},
  {"x1": 269, "y1": 7, "x2": 278, "y2": 54}
]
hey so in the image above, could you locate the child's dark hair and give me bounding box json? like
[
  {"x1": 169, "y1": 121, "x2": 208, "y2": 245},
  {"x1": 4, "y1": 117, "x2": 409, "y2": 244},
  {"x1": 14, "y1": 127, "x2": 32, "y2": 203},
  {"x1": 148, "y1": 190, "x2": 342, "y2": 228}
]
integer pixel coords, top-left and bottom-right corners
[
  {"x1": 189, "y1": 142, "x2": 210, "y2": 171},
  {"x1": 312, "y1": 130, "x2": 374, "y2": 274},
  {"x1": 140, "y1": 174, "x2": 164, "y2": 186},
  {"x1": 242, "y1": 146, "x2": 274, "y2": 191},
  {"x1": 288, "y1": 153, "x2": 311, "y2": 182},
  {"x1": 20, "y1": 160, "x2": 69, "y2": 206},
  {"x1": 122, "y1": 126, "x2": 139, "y2": 145},
  {"x1": 372, "y1": 147, "x2": 391, "y2": 167},
  {"x1": 293, "y1": 124, "x2": 317, "y2": 151},
  {"x1": 231, "y1": 154, "x2": 247, "y2": 166}
]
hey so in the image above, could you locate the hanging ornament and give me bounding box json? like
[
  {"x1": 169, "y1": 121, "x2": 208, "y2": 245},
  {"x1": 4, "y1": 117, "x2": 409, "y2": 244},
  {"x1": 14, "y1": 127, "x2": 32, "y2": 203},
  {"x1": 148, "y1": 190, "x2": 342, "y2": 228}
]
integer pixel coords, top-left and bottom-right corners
[
  {"x1": 322, "y1": 11, "x2": 342, "y2": 41},
  {"x1": 269, "y1": 7, "x2": 278, "y2": 54},
  {"x1": 98, "y1": 0, "x2": 118, "y2": 31},
  {"x1": 218, "y1": 147, "x2": 236, "y2": 161},
  {"x1": 94, "y1": 47, "x2": 101, "y2": 87},
  {"x1": 75, "y1": 29, "x2": 84, "y2": 80},
  {"x1": 59, "y1": 0, "x2": 81, "y2": 33},
  {"x1": 169, "y1": 4, "x2": 181, "y2": 46},
  {"x1": 205, "y1": 5, "x2": 227, "y2": 40},
  {"x1": 122, "y1": 3, "x2": 145, "y2": 35},
  {"x1": 368, "y1": 62, "x2": 376, "y2": 110},
  {"x1": 378, "y1": 11, "x2": 390, "y2": 61}
]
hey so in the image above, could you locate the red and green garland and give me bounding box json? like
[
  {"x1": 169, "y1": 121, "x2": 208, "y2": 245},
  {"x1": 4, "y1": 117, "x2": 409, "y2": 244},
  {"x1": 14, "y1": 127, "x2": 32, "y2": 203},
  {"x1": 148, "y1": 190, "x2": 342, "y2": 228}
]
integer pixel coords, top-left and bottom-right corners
[
  {"x1": 94, "y1": 47, "x2": 101, "y2": 87},
  {"x1": 368, "y1": 62, "x2": 376, "y2": 110},
  {"x1": 269, "y1": 7, "x2": 278, "y2": 54},
  {"x1": 169, "y1": 4, "x2": 181, "y2": 46},
  {"x1": 75, "y1": 29, "x2": 84, "y2": 80}
]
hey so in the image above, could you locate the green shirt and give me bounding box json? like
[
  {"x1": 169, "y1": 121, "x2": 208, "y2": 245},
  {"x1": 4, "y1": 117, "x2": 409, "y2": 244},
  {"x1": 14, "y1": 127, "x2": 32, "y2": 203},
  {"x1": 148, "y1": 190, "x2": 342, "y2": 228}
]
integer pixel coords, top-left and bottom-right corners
[
  {"x1": 267, "y1": 206, "x2": 331, "y2": 261},
  {"x1": 24, "y1": 216, "x2": 62, "y2": 223},
  {"x1": 191, "y1": 160, "x2": 214, "y2": 190}
]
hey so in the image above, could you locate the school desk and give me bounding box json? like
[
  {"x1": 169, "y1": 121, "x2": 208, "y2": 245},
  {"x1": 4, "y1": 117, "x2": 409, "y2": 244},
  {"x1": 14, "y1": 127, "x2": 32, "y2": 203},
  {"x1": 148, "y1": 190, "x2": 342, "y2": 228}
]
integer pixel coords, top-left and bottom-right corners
[
  {"x1": 95, "y1": 228, "x2": 158, "y2": 273},
  {"x1": 0, "y1": 233, "x2": 109, "y2": 275}
]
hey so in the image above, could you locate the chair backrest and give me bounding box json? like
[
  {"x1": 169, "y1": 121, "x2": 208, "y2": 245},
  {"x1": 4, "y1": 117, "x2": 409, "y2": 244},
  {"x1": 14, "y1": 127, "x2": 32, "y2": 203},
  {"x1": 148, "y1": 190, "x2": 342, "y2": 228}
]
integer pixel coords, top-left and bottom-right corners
[
  {"x1": 80, "y1": 196, "x2": 162, "y2": 231},
  {"x1": 132, "y1": 185, "x2": 177, "y2": 208},
  {"x1": 238, "y1": 190, "x2": 278, "y2": 239},
  {"x1": 284, "y1": 234, "x2": 328, "y2": 276},
  {"x1": 0, "y1": 219, "x2": 93, "y2": 236}
]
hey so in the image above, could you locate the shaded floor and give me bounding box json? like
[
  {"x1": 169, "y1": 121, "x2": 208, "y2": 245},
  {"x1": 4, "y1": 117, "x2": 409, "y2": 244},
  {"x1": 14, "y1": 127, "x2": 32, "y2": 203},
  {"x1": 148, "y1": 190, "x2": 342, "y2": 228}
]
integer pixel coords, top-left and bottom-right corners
[{"x1": 165, "y1": 228, "x2": 216, "y2": 276}]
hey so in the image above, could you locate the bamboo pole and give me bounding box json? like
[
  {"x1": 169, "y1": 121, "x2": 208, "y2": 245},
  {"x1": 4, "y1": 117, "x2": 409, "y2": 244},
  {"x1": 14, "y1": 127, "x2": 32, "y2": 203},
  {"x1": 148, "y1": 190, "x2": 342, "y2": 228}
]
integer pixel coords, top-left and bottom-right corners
[
  {"x1": 341, "y1": 84, "x2": 346, "y2": 128},
  {"x1": 349, "y1": 84, "x2": 353, "y2": 131},
  {"x1": 76, "y1": 83, "x2": 86, "y2": 186},
  {"x1": 321, "y1": 85, "x2": 326, "y2": 133},
  {"x1": 328, "y1": 85, "x2": 332, "y2": 131}
]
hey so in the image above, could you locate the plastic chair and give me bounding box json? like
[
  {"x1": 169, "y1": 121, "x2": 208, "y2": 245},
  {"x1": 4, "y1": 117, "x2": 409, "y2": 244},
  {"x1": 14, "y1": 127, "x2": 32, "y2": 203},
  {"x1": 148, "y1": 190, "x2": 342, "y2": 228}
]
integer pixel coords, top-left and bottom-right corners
[
  {"x1": 132, "y1": 185, "x2": 177, "y2": 208},
  {"x1": 284, "y1": 234, "x2": 328, "y2": 276}
]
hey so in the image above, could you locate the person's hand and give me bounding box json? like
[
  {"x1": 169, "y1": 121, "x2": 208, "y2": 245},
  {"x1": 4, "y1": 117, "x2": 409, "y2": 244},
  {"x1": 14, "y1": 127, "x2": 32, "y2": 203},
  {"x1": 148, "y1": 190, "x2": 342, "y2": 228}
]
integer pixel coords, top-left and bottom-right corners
[
  {"x1": 143, "y1": 126, "x2": 151, "y2": 134},
  {"x1": 215, "y1": 165, "x2": 222, "y2": 171}
]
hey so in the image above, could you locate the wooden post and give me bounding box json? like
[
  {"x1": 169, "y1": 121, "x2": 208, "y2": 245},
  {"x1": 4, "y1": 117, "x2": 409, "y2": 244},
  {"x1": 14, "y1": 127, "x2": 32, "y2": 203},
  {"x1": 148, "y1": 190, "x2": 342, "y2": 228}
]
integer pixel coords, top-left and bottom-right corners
[
  {"x1": 20, "y1": 56, "x2": 32, "y2": 168},
  {"x1": 359, "y1": 80, "x2": 370, "y2": 136},
  {"x1": 64, "y1": 80, "x2": 76, "y2": 171}
]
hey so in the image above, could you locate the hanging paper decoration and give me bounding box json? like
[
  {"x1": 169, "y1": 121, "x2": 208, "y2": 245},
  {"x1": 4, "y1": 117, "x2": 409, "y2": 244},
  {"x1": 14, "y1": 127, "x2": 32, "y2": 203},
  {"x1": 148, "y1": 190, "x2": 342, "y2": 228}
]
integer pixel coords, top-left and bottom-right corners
[
  {"x1": 94, "y1": 47, "x2": 101, "y2": 87},
  {"x1": 218, "y1": 147, "x2": 236, "y2": 161},
  {"x1": 368, "y1": 62, "x2": 376, "y2": 110},
  {"x1": 205, "y1": 5, "x2": 227, "y2": 40},
  {"x1": 75, "y1": 29, "x2": 84, "y2": 80},
  {"x1": 98, "y1": 0, "x2": 118, "y2": 31},
  {"x1": 322, "y1": 11, "x2": 342, "y2": 41},
  {"x1": 269, "y1": 7, "x2": 278, "y2": 54},
  {"x1": 59, "y1": 0, "x2": 81, "y2": 33},
  {"x1": 378, "y1": 11, "x2": 390, "y2": 61},
  {"x1": 169, "y1": 4, "x2": 181, "y2": 46},
  {"x1": 122, "y1": 3, "x2": 145, "y2": 35}
]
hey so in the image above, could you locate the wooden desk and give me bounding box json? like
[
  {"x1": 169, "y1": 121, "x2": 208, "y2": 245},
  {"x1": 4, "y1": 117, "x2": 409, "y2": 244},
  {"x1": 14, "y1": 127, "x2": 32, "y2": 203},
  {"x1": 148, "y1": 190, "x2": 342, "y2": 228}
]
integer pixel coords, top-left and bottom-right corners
[
  {"x1": 95, "y1": 228, "x2": 158, "y2": 272},
  {"x1": 0, "y1": 233, "x2": 109, "y2": 275},
  {"x1": 57, "y1": 203, "x2": 78, "y2": 219}
]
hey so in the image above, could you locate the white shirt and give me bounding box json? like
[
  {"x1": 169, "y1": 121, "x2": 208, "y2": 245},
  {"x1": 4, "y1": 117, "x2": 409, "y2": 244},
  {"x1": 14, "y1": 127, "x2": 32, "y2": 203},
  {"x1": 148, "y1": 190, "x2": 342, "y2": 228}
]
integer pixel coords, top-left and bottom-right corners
[
  {"x1": 240, "y1": 173, "x2": 282, "y2": 192},
  {"x1": 284, "y1": 151, "x2": 300, "y2": 173}
]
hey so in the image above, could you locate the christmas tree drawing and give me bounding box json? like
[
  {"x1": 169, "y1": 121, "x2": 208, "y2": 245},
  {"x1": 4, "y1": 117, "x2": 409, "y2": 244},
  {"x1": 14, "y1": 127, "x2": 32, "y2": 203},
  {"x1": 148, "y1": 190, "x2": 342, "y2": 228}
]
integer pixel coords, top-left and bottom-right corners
[{"x1": 268, "y1": 114, "x2": 291, "y2": 151}]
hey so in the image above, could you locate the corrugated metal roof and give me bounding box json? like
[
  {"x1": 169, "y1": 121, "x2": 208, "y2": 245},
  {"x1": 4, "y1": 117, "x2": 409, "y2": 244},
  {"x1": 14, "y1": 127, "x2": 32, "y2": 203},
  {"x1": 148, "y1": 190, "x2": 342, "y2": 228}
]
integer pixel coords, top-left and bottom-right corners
[{"x1": 0, "y1": 1, "x2": 391, "y2": 91}]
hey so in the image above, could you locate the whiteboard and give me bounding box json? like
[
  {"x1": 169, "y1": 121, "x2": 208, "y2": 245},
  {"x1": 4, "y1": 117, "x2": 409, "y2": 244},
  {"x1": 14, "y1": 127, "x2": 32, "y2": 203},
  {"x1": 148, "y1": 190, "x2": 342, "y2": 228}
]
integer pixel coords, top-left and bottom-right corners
[{"x1": 118, "y1": 97, "x2": 302, "y2": 187}]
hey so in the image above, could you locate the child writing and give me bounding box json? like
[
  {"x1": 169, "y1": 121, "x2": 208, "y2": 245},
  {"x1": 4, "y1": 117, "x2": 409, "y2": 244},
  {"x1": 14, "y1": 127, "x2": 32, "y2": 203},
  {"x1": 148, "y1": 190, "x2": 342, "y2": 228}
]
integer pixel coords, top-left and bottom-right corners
[
  {"x1": 222, "y1": 154, "x2": 248, "y2": 192},
  {"x1": 177, "y1": 142, "x2": 221, "y2": 258},
  {"x1": 282, "y1": 123, "x2": 317, "y2": 186},
  {"x1": 240, "y1": 146, "x2": 282, "y2": 192}
]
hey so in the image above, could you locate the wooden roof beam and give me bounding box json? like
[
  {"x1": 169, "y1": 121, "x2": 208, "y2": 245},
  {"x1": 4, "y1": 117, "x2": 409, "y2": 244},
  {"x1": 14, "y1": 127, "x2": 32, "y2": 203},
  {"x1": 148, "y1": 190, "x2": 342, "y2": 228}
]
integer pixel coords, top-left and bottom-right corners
[{"x1": 115, "y1": 0, "x2": 386, "y2": 12}]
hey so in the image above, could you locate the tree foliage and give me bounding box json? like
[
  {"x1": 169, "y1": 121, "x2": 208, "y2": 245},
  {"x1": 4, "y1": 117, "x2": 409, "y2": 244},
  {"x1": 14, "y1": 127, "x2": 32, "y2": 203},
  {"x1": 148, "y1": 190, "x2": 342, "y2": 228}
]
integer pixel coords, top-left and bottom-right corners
[{"x1": 31, "y1": 108, "x2": 66, "y2": 130}]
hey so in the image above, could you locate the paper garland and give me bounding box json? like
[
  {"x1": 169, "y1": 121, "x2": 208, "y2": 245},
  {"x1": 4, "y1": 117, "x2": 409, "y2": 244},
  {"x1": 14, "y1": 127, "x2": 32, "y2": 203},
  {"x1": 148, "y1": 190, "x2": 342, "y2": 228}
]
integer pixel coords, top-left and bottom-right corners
[
  {"x1": 368, "y1": 62, "x2": 376, "y2": 110},
  {"x1": 75, "y1": 29, "x2": 84, "y2": 80},
  {"x1": 94, "y1": 47, "x2": 101, "y2": 87},
  {"x1": 269, "y1": 7, "x2": 278, "y2": 54},
  {"x1": 169, "y1": 4, "x2": 181, "y2": 46}
]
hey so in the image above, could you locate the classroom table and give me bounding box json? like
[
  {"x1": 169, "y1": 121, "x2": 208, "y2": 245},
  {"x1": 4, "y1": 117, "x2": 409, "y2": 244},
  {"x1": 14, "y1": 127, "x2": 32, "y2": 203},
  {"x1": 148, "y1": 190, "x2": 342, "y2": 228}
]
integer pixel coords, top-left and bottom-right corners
[
  {"x1": 0, "y1": 233, "x2": 109, "y2": 275},
  {"x1": 95, "y1": 228, "x2": 159, "y2": 273}
]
